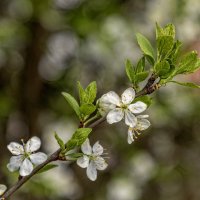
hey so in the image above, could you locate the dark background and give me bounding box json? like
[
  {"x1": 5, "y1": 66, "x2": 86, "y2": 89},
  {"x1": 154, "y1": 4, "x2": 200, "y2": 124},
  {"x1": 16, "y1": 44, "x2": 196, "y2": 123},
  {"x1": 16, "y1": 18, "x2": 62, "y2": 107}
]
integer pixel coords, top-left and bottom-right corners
[{"x1": 0, "y1": 0, "x2": 200, "y2": 199}]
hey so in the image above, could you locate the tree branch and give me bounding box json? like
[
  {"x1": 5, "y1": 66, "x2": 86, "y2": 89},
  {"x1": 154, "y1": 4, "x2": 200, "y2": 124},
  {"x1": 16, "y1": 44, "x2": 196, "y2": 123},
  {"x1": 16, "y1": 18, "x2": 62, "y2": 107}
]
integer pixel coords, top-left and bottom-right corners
[
  {"x1": 0, "y1": 114, "x2": 109, "y2": 199},
  {"x1": 1, "y1": 74, "x2": 159, "y2": 199}
]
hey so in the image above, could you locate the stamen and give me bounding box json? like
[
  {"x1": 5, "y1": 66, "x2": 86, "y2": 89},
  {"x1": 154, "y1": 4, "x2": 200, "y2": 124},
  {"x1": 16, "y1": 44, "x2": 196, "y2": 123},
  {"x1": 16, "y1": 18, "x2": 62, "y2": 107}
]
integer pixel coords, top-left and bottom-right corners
[{"x1": 21, "y1": 139, "x2": 25, "y2": 146}]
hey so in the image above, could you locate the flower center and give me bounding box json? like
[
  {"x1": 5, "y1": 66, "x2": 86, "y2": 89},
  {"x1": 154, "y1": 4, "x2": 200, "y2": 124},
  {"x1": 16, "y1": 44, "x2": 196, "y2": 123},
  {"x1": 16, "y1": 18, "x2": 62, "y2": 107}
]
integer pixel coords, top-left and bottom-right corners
[
  {"x1": 89, "y1": 155, "x2": 97, "y2": 161},
  {"x1": 120, "y1": 104, "x2": 127, "y2": 110}
]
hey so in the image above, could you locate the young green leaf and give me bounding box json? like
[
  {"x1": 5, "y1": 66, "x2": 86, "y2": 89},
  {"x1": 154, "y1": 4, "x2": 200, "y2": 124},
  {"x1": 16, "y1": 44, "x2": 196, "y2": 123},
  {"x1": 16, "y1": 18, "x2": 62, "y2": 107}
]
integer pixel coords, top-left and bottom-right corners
[
  {"x1": 85, "y1": 81, "x2": 97, "y2": 104},
  {"x1": 157, "y1": 36, "x2": 174, "y2": 60},
  {"x1": 62, "y1": 92, "x2": 80, "y2": 117},
  {"x1": 77, "y1": 81, "x2": 86, "y2": 105},
  {"x1": 79, "y1": 104, "x2": 96, "y2": 117},
  {"x1": 175, "y1": 51, "x2": 200, "y2": 75},
  {"x1": 168, "y1": 40, "x2": 182, "y2": 63},
  {"x1": 37, "y1": 164, "x2": 58, "y2": 174},
  {"x1": 169, "y1": 81, "x2": 200, "y2": 88},
  {"x1": 145, "y1": 54, "x2": 155, "y2": 66},
  {"x1": 135, "y1": 71, "x2": 149, "y2": 83},
  {"x1": 125, "y1": 59, "x2": 135, "y2": 83},
  {"x1": 136, "y1": 57, "x2": 145, "y2": 73},
  {"x1": 77, "y1": 81, "x2": 97, "y2": 105},
  {"x1": 54, "y1": 132, "x2": 65, "y2": 150},
  {"x1": 156, "y1": 23, "x2": 175, "y2": 39},
  {"x1": 161, "y1": 64, "x2": 176, "y2": 80},
  {"x1": 66, "y1": 128, "x2": 92, "y2": 150},
  {"x1": 154, "y1": 60, "x2": 170, "y2": 77},
  {"x1": 136, "y1": 33, "x2": 155, "y2": 62},
  {"x1": 156, "y1": 24, "x2": 176, "y2": 60}
]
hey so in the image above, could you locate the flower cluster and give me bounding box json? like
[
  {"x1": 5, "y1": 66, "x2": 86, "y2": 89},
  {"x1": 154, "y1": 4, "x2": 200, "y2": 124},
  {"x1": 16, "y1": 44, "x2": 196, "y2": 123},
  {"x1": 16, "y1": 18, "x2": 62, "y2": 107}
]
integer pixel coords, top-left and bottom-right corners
[
  {"x1": 7, "y1": 136, "x2": 48, "y2": 176},
  {"x1": 99, "y1": 87, "x2": 150, "y2": 143},
  {"x1": 77, "y1": 139, "x2": 108, "y2": 181}
]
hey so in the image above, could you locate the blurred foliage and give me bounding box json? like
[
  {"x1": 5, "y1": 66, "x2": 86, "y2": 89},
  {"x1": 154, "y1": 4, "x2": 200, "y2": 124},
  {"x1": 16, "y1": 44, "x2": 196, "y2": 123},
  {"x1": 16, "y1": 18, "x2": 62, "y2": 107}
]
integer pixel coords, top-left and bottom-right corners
[{"x1": 0, "y1": 0, "x2": 200, "y2": 200}]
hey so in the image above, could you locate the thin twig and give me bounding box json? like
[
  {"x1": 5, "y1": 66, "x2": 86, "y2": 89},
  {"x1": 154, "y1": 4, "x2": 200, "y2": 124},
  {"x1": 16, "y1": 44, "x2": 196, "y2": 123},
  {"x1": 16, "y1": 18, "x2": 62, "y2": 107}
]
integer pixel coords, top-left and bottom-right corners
[{"x1": 1, "y1": 74, "x2": 158, "y2": 199}]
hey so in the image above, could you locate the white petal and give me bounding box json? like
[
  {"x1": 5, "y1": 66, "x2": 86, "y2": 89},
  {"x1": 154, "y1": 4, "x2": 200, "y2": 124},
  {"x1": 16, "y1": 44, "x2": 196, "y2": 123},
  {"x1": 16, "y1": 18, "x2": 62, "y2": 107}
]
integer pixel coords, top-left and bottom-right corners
[
  {"x1": 136, "y1": 119, "x2": 151, "y2": 131},
  {"x1": 19, "y1": 158, "x2": 33, "y2": 176},
  {"x1": 137, "y1": 115, "x2": 149, "y2": 119},
  {"x1": 7, "y1": 142, "x2": 24, "y2": 155},
  {"x1": 29, "y1": 152, "x2": 47, "y2": 166},
  {"x1": 0, "y1": 184, "x2": 7, "y2": 195},
  {"x1": 121, "y1": 88, "x2": 135, "y2": 105},
  {"x1": 106, "y1": 108, "x2": 124, "y2": 124},
  {"x1": 99, "y1": 94, "x2": 117, "y2": 108},
  {"x1": 100, "y1": 91, "x2": 121, "y2": 106},
  {"x1": 127, "y1": 128, "x2": 134, "y2": 144},
  {"x1": 77, "y1": 155, "x2": 89, "y2": 168},
  {"x1": 81, "y1": 139, "x2": 92, "y2": 155},
  {"x1": 98, "y1": 102, "x2": 116, "y2": 116},
  {"x1": 94, "y1": 157, "x2": 108, "y2": 170},
  {"x1": 93, "y1": 141, "x2": 104, "y2": 156},
  {"x1": 7, "y1": 155, "x2": 23, "y2": 172},
  {"x1": 86, "y1": 162, "x2": 97, "y2": 181},
  {"x1": 128, "y1": 101, "x2": 147, "y2": 114},
  {"x1": 125, "y1": 110, "x2": 137, "y2": 127},
  {"x1": 104, "y1": 91, "x2": 121, "y2": 106},
  {"x1": 25, "y1": 136, "x2": 41, "y2": 153}
]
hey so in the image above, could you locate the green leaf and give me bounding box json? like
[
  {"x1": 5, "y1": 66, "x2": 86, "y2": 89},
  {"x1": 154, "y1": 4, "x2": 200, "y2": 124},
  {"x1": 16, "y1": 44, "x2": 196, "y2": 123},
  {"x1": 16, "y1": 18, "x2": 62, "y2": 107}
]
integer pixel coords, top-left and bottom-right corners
[
  {"x1": 136, "y1": 57, "x2": 145, "y2": 73},
  {"x1": 169, "y1": 81, "x2": 200, "y2": 88},
  {"x1": 145, "y1": 54, "x2": 155, "y2": 66},
  {"x1": 125, "y1": 59, "x2": 135, "y2": 83},
  {"x1": 156, "y1": 24, "x2": 176, "y2": 60},
  {"x1": 157, "y1": 36, "x2": 174, "y2": 59},
  {"x1": 77, "y1": 81, "x2": 86, "y2": 105},
  {"x1": 85, "y1": 81, "x2": 97, "y2": 104},
  {"x1": 168, "y1": 40, "x2": 182, "y2": 63},
  {"x1": 134, "y1": 95, "x2": 152, "y2": 107},
  {"x1": 161, "y1": 64, "x2": 176, "y2": 80},
  {"x1": 135, "y1": 71, "x2": 149, "y2": 82},
  {"x1": 136, "y1": 33, "x2": 155, "y2": 62},
  {"x1": 37, "y1": 164, "x2": 58, "y2": 174},
  {"x1": 62, "y1": 92, "x2": 80, "y2": 117},
  {"x1": 54, "y1": 132, "x2": 65, "y2": 150},
  {"x1": 156, "y1": 23, "x2": 175, "y2": 39},
  {"x1": 77, "y1": 81, "x2": 97, "y2": 105},
  {"x1": 79, "y1": 104, "x2": 96, "y2": 116},
  {"x1": 154, "y1": 60, "x2": 170, "y2": 77},
  {"x1": 66, "y1": 128, "x2": 92, "y2": 150},
  {"x1": 66, "y1": 153, "x2": 83, "y2": 159},
  {"x1": 175, "y1": 51, "x2": 200, "y2": 75}
]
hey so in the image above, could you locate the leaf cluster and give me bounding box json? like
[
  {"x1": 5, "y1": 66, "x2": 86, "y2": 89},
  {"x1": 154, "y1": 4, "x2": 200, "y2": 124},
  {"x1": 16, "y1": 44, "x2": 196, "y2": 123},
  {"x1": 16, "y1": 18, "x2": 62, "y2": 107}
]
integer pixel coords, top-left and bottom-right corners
[
  {"x1": 54, "y1": 128, "x2": 92, "y2": 153},
  {"x1": 62, "y1": 81, "x2": 97, "y2": 122},
  {"x1": 128, "y1": 23, "x2": 200, "y2": 89},
  {"x1": 125, "y1": 57, "x2": 149, "y2": 89}
]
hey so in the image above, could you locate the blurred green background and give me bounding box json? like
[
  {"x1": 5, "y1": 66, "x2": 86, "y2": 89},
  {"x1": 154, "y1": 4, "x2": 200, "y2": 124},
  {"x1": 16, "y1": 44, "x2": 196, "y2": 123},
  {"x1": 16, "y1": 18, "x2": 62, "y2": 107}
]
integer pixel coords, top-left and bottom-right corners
[{"x1": 0, "y1": 0, "x2": 200, "y2": 199}]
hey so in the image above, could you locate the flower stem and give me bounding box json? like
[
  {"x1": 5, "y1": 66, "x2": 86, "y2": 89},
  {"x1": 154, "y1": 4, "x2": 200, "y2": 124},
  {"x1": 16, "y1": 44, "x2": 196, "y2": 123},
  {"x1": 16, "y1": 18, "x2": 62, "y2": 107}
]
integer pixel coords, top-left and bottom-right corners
[{"x1": 84, "y1": 113, "x2": 101, "y2": 127}]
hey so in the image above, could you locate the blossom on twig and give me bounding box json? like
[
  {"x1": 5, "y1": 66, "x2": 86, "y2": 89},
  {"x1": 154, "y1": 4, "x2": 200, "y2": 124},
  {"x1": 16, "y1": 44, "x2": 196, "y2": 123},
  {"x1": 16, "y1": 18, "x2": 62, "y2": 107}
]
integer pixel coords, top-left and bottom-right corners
[
  {"x1": 77, "y1": 139, "x2": 108, "y2": 181},
  {"x1": 99, "y1": 88, "x2": 147, "y2": 127},
  {"x1": 127, "y1": 115, "x2": 151, "y2": 144},
  {"x1": 7, "y1": 136, "x2": 48, "y2": 176}
]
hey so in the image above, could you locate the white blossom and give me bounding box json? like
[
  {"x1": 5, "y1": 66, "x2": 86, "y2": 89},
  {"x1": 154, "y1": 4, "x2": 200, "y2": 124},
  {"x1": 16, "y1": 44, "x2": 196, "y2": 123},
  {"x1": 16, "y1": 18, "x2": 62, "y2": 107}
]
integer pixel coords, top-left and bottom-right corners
[
  {"x1": 76, "y1": 139, "x2": 108, "y2": 181},
  {"x1": 7, "y1": 136, "x2": 48, "y2": 177},
  {"x1": 127, "y1": 115, "x2": 151, "y2": 144},
  {"x1": 0, "y1": 184, "x2": 7, "y2": 195},
  {"x1": 99, "y1": 88, "x2": 147, "y2": 127}
]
